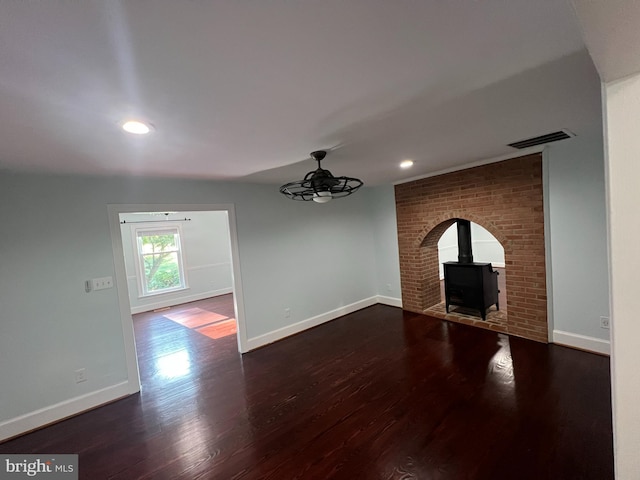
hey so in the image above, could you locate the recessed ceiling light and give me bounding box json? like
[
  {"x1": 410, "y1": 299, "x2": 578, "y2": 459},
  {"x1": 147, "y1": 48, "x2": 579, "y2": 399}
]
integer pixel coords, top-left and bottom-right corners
[
  {"x1": 400, "y1": 160, "x2": 414, "y2": 169},
  {"x1": 121, "y1": 120, "x2": 152, "y2": 135}
]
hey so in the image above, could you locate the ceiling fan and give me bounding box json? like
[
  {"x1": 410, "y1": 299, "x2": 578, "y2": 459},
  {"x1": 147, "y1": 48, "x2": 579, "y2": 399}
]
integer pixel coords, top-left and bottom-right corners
[{"x1": 279, "y1": 150, "x2": 363, "y2": 203}]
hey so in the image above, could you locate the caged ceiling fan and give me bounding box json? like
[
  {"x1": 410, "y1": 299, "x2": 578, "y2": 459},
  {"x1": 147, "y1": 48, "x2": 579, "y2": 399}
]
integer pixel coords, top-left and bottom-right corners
[{"x1": 279, "y1": 150, "x2": 363, "y2": 203}]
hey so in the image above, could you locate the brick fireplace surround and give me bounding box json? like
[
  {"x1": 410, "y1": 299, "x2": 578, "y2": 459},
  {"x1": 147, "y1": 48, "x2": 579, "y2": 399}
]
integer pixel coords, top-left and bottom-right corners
[{"x1": 394, "y1": 153, "x2": 547, "y2": 343}]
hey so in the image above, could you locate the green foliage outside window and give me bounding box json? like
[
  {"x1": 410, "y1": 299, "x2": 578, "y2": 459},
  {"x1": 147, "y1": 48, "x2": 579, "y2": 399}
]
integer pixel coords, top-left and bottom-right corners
[{"x1": 139, "y1": 233, "x2": 183, "y2": 293}]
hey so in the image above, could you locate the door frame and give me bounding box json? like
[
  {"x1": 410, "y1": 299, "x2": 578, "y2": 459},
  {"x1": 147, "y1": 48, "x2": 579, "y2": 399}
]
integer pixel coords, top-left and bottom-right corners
[{"x1": 107, "y1": 203, "x2": 248, "y2": 392}]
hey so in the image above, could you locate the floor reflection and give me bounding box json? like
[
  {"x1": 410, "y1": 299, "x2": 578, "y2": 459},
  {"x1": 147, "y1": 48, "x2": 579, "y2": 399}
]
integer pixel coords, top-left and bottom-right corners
[
  {"x1": 482, "y1": 336, "x2": 517, "y2": 411},
  {"x1": 156, "y1": 349, "x2": 192, "y2": 379}
]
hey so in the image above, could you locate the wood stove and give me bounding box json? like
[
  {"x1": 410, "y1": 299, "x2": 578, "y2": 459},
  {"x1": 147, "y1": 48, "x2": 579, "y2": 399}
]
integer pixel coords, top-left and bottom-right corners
[{"x1": 443, "y1": 220, "x2": 500, "y2": 320}]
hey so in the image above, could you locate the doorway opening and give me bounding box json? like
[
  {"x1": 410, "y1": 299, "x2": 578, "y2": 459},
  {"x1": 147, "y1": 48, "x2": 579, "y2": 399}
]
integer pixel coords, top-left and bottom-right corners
[
  {"x1": 120, "y1": 210, "x2": 238, "y2": 341},
  {"x1": 108, "y1": 203, "x2": 247, "y2": 394}
]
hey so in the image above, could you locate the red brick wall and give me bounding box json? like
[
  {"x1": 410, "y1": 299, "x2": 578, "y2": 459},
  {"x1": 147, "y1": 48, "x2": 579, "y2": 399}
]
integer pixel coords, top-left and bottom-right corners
[{"x1": 394, "y1": 154, "x2": 547, "y2": 342}]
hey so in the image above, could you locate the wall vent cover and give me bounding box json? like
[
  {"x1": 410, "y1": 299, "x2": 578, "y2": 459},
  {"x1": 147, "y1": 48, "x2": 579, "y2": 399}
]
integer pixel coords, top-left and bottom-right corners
[{"x1": 508, "y1": 130, "x2": 575, "y2": 149}]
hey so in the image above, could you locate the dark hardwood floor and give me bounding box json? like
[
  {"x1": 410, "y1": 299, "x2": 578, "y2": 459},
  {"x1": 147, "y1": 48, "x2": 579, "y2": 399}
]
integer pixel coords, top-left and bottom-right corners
[{"x1": 0, "y1": 301, "x2": 613, "y2": 479}]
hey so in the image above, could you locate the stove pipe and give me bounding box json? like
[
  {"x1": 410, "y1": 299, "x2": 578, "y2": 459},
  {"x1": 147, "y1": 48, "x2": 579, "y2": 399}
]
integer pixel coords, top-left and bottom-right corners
[{"x1": 456, "y1": 219, "x2": 473, "y2": 264}]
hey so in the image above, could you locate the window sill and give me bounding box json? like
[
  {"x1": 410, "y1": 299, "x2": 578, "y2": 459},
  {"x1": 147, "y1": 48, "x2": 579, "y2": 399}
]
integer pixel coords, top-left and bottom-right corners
[{"x1": 138, "y1": 286, "x2": 190, "y2": 299}]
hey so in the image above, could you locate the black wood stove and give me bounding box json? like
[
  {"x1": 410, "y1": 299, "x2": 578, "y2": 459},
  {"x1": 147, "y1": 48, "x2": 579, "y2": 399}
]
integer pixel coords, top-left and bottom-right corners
[{"x1": 443, "y1": 220, "x2": 500, "y2": 320}]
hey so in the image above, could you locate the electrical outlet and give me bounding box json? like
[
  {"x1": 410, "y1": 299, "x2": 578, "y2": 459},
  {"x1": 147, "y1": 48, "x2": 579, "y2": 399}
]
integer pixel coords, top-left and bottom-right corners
[
  {"x1": 600, "y1": 316, "x2": 610, "y2": 329},
  {"x1": 386, "y1": 283, "x2": 392, "y2": 292},
  {"x1": 75, "y1": 368, "x2": 87, "y2": 383},
  {"x1": 284, "y1": 308, "x2": 291, "y2": 318},
  {"x1": 91, "y1": 276, "x2": 114, "y2": 291}
]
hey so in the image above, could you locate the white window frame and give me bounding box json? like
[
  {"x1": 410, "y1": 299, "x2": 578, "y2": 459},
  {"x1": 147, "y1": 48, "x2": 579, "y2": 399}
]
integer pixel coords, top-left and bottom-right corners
[{"x1": 134, "y1": 224, "x2": 189, "y2": 297}]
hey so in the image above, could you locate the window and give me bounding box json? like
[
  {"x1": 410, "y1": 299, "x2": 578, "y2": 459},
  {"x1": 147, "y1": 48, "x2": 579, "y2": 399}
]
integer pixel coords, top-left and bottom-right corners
[{"x1": 135, "y1": 226, "x2": 187, "y2": 296}]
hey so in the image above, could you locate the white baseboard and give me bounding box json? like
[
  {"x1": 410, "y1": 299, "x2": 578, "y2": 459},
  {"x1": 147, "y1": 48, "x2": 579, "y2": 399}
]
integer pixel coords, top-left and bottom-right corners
[
  {"x1": 0, "y1": 381, "x2": 137, "y2": 442},
  {"x1": 245, "y1": 297, "x2": 379, "y2": 351},
  {"x1": 130, "y1": 288, "x2": 233, "y2": 314},
  {"x1": 553, "y1": 330, "x2": 610, "y2": 355},
  {"x1": 376, "y1": 295, "x2": 402, "y2": 308}
]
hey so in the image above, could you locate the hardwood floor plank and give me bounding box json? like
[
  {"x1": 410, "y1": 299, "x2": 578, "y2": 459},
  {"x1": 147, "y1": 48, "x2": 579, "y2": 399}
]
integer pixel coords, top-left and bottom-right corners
[{"x1": 0, "y1": 300, "x2": 613, "y2": 479}]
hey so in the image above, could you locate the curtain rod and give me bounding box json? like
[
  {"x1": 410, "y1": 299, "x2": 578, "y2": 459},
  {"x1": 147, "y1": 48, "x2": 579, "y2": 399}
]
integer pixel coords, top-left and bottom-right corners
[{"x1": 120, "y1": 218, "x2": 191, "y2": 224}]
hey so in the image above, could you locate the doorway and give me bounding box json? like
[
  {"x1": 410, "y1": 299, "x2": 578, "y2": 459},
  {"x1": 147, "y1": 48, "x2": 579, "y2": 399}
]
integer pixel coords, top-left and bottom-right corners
[{"x1": 107, "y1": 204, "x2": 247, "y2": 390}]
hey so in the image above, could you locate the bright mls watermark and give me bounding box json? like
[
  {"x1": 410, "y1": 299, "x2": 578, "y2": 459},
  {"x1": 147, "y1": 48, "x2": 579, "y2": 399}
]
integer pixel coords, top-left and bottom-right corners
[{"x1": 0, "y1": 455, "x2": 77, "y2": 479}]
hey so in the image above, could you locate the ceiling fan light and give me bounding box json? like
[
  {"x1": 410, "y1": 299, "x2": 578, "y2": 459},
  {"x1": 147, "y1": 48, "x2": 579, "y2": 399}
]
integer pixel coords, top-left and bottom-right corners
[{"x1": 312, "y1": 191, "x2": 333, "y2": 203}]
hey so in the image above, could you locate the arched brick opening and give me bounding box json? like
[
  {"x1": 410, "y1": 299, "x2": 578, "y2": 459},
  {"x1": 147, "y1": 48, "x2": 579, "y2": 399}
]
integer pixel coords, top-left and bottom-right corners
[
  {"x1": 418, "y1": 216, "x2": 512, "y2": 312},
  {"x1": 417, "y1": 218, "x2": 457, "y2": 309},
  {"x1": 395, "y1": 154, "x2": 548, "y2": 342}
]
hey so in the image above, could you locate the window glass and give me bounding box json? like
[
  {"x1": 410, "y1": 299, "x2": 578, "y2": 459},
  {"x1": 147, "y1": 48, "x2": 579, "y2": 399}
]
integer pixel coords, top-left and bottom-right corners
[{"x1": 135, "y1": 227, "x2": 186, "y2": 295}]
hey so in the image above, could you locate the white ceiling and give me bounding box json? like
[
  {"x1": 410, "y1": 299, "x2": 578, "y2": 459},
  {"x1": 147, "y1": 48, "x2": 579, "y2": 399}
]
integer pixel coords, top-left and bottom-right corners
[
  {"x1": 0, "y1": 1, "x2": 602, "y2": 186},
  {"x1": 571, "y1": 0, "x2": 640, "y2": 83}
]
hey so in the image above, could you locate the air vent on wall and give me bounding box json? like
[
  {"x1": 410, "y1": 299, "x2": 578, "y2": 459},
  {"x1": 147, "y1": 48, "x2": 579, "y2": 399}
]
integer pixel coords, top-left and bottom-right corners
[{"x1": 508, "y1": 130, "x2": 575, "y2": 149}]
